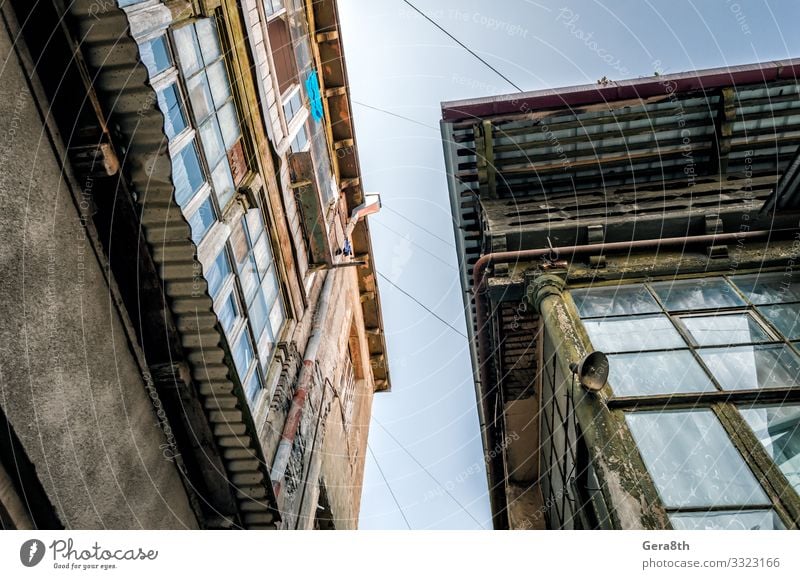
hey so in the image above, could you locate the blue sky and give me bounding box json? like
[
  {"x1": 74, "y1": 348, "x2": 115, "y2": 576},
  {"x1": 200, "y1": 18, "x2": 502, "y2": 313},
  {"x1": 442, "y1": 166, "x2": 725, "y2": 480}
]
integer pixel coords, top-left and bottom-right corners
[{"x1": 337, "y1": 0, "x2": 800, "y2": 529}]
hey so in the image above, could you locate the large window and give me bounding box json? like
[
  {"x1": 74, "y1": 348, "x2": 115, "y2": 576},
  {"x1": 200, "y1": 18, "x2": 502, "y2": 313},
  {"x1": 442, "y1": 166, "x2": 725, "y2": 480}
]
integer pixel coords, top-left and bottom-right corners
[
  {"x1": 571, "y1": 273, "x2": 800, "y2": 529},
  {"x1": 573, "y1": 276, "x2": 800, "y2": 398},
  {"x1": 139, "y1": 19, "x2": 285, "y2": 406},
  {"x1": 207, "y1": 209, "x2": 286, "y2": 406},
  {"x1": 173, "y1": 19, "x2": 244, "y2": 209}
]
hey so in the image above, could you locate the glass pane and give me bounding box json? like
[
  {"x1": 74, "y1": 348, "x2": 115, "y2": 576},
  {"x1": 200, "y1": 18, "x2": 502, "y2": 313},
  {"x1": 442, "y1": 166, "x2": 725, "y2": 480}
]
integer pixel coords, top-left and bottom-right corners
[
  {"x1": 199, "y1": 117, "x2": 225, "y2": 167},
  {"x1": 607, "y1": 351, "x2": 715, "y2": 397},
  {"x1": 733, "y1": 272, "x2": 800, "y2": 304},
  {"x1": 218, "y1": 101, "x2": 241, "y2": 149},
  {"x1": 211, "y1": 159, "x2": 236, "y2": 208},
  {"x1": 240, "y1": 255, "x2": 259, "y2": 304},
  {"x1": 258, "y1": 334, "x2": 275, "y2": 373},
  {"x1": 140, "y1": 36, "x2": 171, "y2": 77},
  {"x1": 245, "y1": 369, "x2": 263, "y2": 405},
  {"x1": 572, "y1": 285, "x2": 660, "y2": 318},
  {"x1": 248, "y1": 289, "x2": 269, "y2": 339},
  {"x1": 207, "y1": 60, "x2": 232, "y2": 109},
  {"x1": 269, "y1": 299, "x2": 285, "y2": 336},
  {"x1": 195, "y1": 19, "x2": 221, "y2": 65},
  {"x1": 157, "y1": 84, "x2": 187, "y2": 139},
  {"x1": 206, "y1": 249, "x2": 231, "y2": 298},
  {"x1": 230, "y1": 218, "x2": 250, "y2": 266},
  {"x1": 582, "y1": 314, "x2": 685, "y2": 353},
  {"x1": 681, "y1": 314, "x2": 771, "y2": 346},
  {"x1": 626, "y1": 410, "x2": 768, "y2": 509},
  {"x1": 253, "y1": 236, "x2": 273, "y2": 278},
  {"x1": 233, "y1": 332, "x2": 254, "y2": 377},
  {"x1": 699, "y1": 344, "x2": 800, "y2": 391},
  {"x1": 283, "y1": 89, "x2": 303, "y2": 121},
  {"x1": 670, "y1": 510, "x2": 784, "y2": 530},
  {"x1": 188, "y1": 195, "x2": 216, "y2": 244},
  {"x1": 173, "y1": 142, "x2": 204, "y2": 207},
  {"x1": 759, "y1": 304, "x2": 800, "y2": 340},
  {"x1": 245, "y1": 209, "x2": 264, "y2": 242},
  {"x1": 740, "y1": 405, "x2": 800, "y2": 494},
  {"x1": 173, "y1": 25, "x2": 202, "y2": 77},
  {"x1": 290, "y1": 125, "x2": 309, "y2": 153},
  {"x1": 265, "y1": 0, "x2": 284, "y2": 16},
  {"x1": 261, "y1": 268, "x2": 279, "y2": 308},
  {"x1": 217, "y1": 292, "x2": 238, "y2": 336},
  {"x1": 186, "y1": 72, "x2": 214, "y2": 121},
  {"x1": 651, "y1": 277, "x2": 744, "y2": 311}
]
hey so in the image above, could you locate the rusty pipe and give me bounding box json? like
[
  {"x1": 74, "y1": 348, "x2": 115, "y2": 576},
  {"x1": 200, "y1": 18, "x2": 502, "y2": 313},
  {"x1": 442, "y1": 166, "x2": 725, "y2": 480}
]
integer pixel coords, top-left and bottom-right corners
[
  {"x1": 470, "y1": 228, "x2": 774, "y2": 526},
  {"x1": 472, "y1": 229, "x2": 774, "y2": 373},
  {"x1": 271, "y1": 269, "x2": 337, "y2": 497}
]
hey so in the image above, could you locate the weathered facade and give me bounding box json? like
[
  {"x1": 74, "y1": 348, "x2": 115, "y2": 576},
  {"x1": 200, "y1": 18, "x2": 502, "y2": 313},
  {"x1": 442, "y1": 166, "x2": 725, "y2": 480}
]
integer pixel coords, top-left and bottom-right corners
[
  {"x1": 442, "y1": 60, "x2": 800, "y2": 530},
  {"x1": 0, "y1": 0, "x2": 388, "y2": 530}
]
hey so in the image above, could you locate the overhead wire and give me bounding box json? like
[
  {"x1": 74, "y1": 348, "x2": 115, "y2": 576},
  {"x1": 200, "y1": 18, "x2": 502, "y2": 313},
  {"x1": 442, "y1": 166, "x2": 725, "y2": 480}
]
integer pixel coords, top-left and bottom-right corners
[
  {"x1": 377, "y1": 271, "x2": 467, "y2": 339},
  {"x1": 368, "y1": 443, "x2": 413, "y2": 529},
  {"x1": 400, "y1": 0, "x2": 524, "y2": 92},
  {"x1": 374, "y1": 418, "x2": 488, "y2": 529}
]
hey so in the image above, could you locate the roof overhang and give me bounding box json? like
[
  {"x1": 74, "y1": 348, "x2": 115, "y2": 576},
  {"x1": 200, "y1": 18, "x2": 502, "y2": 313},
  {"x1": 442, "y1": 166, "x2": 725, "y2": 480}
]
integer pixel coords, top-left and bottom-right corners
[
  {"x1": 443, "y1": 58, "x2": 800, "y2": 121},
  {"x1": 305, "y1": 0, "x2": 391, "y2": 392}
]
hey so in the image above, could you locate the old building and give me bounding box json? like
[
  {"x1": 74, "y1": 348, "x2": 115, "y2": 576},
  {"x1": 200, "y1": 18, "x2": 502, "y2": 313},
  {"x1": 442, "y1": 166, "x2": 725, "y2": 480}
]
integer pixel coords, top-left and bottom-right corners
[
  {"x1": 0, "y1": 0, "x2": 388, "y2": 530},
  {"x1": 442, "y1": 60, "x2": 800, "y2": 530}
]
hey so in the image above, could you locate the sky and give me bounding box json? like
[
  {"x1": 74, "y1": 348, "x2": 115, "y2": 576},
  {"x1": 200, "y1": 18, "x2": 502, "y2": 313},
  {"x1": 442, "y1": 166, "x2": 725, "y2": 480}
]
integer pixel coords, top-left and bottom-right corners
[{"x1": 337, "y1": 0, "x2": 800, "y2": 529}]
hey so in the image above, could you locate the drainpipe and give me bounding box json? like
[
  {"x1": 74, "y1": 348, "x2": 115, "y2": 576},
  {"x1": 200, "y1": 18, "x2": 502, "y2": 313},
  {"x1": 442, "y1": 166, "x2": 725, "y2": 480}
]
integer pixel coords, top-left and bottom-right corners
[
  {"x1": 295, "y1": 379, "x2": 331, "y2": 529},
  {"x1": 271, "y1": 269, "x2": 337, "y2": 497},
  {"x1": 471, "y1": 228, "x2": 774, "y2": 528}
]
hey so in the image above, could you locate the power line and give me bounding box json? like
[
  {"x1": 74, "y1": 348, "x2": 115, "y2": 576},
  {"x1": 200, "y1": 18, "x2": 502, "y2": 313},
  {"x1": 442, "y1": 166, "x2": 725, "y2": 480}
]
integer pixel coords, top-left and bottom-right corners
[
  {"x1": 400, "y1": 0, "x2": 523, "y2": 92},
  {"x1": 373, "y1": 418, "x2": 487, "y2": 530},
  {"x1": 353, "y1": 100, "x2": 437, "y2": 131},
  {"x1": 368, "y1": 443, "x2": 412, "y2": 529},
  {"x1": 382, "y1": 204, "x2": 455, "y2": 248},
  {"x1": 377, "y1": 271, "x2": 467, "y2": 339},
  {"x1": 373, "y1": 220, "x2": 457, "y2": 271}
]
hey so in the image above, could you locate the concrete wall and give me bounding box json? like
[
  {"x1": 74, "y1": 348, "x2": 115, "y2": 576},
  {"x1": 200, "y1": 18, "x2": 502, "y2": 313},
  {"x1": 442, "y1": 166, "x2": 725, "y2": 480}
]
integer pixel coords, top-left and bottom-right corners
[
  {"x1": 0, "y1": 18, "x2": 197, "y2": 529},
  {"x1": 317, "y1": 268, "x2": 375, "y2": 529}
]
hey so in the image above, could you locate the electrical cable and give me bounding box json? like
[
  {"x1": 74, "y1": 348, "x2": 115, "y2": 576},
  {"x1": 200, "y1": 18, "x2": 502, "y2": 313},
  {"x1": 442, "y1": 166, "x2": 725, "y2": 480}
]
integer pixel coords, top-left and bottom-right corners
[
  {"x1": 400, "y1": 0, "x2": 523, "y2": 92},
  {"x1": 374, "y1": 417, "x2": 487, "y2": 529},
  {"x1": 368, "y1": 443, "x2": 413, "y2": 529},
  {"x1": 377, "y1": 271, "x2": 467, "y2": 339}
]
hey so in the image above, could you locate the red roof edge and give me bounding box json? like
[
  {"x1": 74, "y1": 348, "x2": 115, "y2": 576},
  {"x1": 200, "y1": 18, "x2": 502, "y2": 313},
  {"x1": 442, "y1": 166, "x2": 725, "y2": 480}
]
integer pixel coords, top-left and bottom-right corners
[{"x1": 441, "y1": 58, "x2": 800, "y2": 122}]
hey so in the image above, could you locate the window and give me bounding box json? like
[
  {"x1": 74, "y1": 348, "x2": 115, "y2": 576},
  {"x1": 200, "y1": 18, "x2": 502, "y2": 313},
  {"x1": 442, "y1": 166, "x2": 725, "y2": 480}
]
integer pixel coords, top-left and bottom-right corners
[
  {"x1": 626, "y1": 410, "x2": 782, "y2": 530},
  {"x1": 140, "y1": 36, "x2": 171, "y2": 77},
  {"x1": 340, "y1": 346, "x2": 356, "y2": 427},
  {"x1": 173, "y1": 142, "x2": 204, "y2": 207},
  {"x1": 173, "y1": 19, "x2": 244, "y2": 211},
  {"x1": 282, "y1": 87, "x2": 304, "y2": 124},
  {"x1": 264, "y1": 0, "x2": 284, "y2": 16},
  {"x1": 267, "y1": 16, "x2": 298, "y2": 96},
  {"x1": 740, "y1": 405, "x2": 800, "y2": 494},
  {"x1": 627, "y1": 410, "x2": 769, "y2": 508},
  {"x1": 157, "y1": 84, "x2": 187, "y2": 139},
  {"x1": 290, "y1": 123, "x2": 309, "y2": 153},
  {"x1": 206, "y1": 248, "x2": 232, "y2": 298},
  {"x1": 575, "y1": 277, "x2": 800, "y2": 397},
  {"x1": 138, "y1": 22, "x2": 285, "y2": 410},
  {"x1": 573, "y1": 273, "x2": 800, "y2": 529}
]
